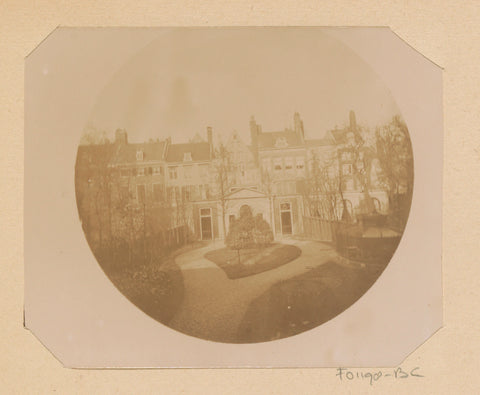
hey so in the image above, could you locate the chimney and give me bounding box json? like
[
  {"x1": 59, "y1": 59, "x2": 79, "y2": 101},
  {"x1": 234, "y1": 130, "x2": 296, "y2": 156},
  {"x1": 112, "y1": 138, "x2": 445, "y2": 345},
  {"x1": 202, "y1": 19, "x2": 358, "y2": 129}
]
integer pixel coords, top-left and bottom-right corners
[
  {"x1": 294, "y1": 112, "x2": 305, "y2": 144},
  {"x1": 206, "y1": 126, "x2": 213, "y2": 159},
  {"x1": 250, "y1": 116, "x2": 259, "y2": 164},
  {"x1": 115, "y1": 128, "x2": 128, "y2": 144},
  {"x1": 207, "y1": 126, "x2": 213, "y2": 146},
  {"x1": 349, "y1": 110, "x2": 357, "y2": 131},
  {"x1": 162, "y1": 137, "x2": 170, "y2": 160}
]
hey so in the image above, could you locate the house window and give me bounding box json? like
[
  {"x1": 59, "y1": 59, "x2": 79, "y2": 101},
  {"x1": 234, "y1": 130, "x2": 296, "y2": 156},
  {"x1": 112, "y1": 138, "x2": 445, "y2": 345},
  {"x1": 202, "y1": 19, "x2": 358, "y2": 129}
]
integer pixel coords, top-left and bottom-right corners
[
  {"x1": 342, "y1": 151, "x2": 353, "y2": 161},
  {"x1": 296, "y1": 159, "x2": 305, "y2": 171},
  {"x1": 285, "y1": 158, "x2": 294, "y2": 173},
  {"x1": 275, "y1": 182, "x2": 284, "y2": 195},
  {"x1": 327, "y1": 166, "x2": 336, "y2": 178},
  {"x1": 275, "y1": 137, "x2": 288, "y2": 148},
  {"x1": 184, "y1": 165, "x2": 193, "y2": 179},
  {"x1": 120, "y1": 186, "x2": 129, "y2": 200},
  {"x1": 153, "y1": 166, "x2": 161, "y2": 175},
  {"x1": 167, "y1": 187, "x2": 174, "y2": 201},
  {"x1": 120, "y1": 169, "x2": 130, "y2": 177},
  {"x1": 136, "y1": 150, "x2": 144, "y2": 161},
  {"x1": 137, "y1": 184, "x2": 146, "y2": 204},
  {"x1": 182, "y1": 186, "x2": 191, "y2": 201},
  {"x1": 169, "y1": 167, "x2": 177, "y2": 180},
  {"x1": 286, "y1": 181, "x2": 296, "y2": 195},
  {"x1": 274, "y1": 158, "x2": 282, "y2": 171},
  {"x1": 342, "y1": 164, "x2": 352, "y2": 175},
  {"x1": 153, "y1": 183, "x2": 164, "y2": 202},
  {"x1": 183, "y1": 152, "x2": 192, "y2": 162},
  {"x1": 199, "y1": 164, "x2": 208, "y2": 178},
  {"x1": 240, "y1": 163, "x2": 246, "y2": 177},
  {"x1": 345, "y1": 178, "x2": 354, "y2": 191},
  {"x1": 200, "y1": 208, "x2": 211, "y2": 216},
  {"x1": 137, "y1": 168, "x2": 145, "y2": 176}
]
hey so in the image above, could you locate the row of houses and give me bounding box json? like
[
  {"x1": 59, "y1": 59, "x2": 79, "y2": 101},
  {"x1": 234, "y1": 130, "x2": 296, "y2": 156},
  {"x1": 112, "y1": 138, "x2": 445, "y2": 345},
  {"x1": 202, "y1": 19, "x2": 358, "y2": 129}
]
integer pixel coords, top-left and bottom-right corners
[{"x1": 76, "y1": 111, "x2": 388, "y2": 243}]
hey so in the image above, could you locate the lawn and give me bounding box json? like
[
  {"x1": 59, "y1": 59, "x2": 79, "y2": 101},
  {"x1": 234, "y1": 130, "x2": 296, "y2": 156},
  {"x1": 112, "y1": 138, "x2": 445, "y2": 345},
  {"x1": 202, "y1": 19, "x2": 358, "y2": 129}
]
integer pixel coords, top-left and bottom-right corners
[
  {"x1": 236, "y1": 260, "x2": 385, "y2": 343},
  {"x1": 204, "y1": 243, "x2": 302, "y2": 279}
]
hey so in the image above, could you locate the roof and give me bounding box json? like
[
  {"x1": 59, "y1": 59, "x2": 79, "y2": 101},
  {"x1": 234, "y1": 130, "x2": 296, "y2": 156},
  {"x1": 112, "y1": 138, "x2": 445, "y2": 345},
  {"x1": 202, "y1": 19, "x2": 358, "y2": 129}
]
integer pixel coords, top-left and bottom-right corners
[
  {"x1": 77, "y1": 143, "x2": 116, "y2": 157},
  {"x1": 189, "y1": 133, "x2": 205, "y2": 143},
  {"x1": 257, "y1": 130, "x2": 304, "y2": 149},
  {"x1": 225, "y1": 187, "x2": 267, "y2": 199},
  {"x1": 111, "y1": 141, "x2": 167, "y2": 164},
  {"x1": 330, "y1": 128, "x2": 348, "y2": 144},
  {"x1": 329, "y1": 126, "x2": 363, "y2": 145},
  {"x1": 166, "y1": 142, "x2": 211, "y2": 163},
  {"x1": 76, "y1": 143, "x2": 117, "y2": 166}
]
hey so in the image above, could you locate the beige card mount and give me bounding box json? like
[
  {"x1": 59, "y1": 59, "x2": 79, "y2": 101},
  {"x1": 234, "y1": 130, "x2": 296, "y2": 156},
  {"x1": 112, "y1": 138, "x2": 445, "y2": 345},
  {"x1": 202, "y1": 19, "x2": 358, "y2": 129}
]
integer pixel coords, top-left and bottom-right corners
[{"x1": 24, "y1": 27, "x2": 442, "y2": 368}]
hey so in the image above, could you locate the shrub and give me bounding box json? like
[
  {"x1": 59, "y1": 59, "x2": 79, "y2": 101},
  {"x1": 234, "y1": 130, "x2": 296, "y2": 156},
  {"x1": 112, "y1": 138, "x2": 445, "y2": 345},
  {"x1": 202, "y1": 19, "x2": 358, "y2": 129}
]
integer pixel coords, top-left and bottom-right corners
[
  {"x1": 226, "y1": 206, "x2": 273, "y2": 250},
  {"x1": 253, "y1": 214, "x2": 274, "y2": 247}
]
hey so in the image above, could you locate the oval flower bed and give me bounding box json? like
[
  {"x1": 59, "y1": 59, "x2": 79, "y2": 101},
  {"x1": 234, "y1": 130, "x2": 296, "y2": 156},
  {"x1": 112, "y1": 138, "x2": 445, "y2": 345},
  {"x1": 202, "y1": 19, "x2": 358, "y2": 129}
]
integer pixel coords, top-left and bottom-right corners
[{"x1": 204, "y1": 243, "x2": 302, "y2": 279}]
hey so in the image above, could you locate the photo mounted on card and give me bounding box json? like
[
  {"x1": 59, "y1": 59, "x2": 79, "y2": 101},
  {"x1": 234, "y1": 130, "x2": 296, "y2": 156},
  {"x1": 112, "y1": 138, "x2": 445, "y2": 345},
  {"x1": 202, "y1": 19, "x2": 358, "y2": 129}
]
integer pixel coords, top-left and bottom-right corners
[{"x1": 24, "y1": 27, "x2": 442, "y2": 368}]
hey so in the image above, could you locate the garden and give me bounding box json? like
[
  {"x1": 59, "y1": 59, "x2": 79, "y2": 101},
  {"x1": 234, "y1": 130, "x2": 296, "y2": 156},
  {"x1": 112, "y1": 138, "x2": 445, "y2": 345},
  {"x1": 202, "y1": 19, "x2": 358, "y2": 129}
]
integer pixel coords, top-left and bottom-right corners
[{"x1": 204, "y1": 205, "x2": 301, "y2": 279}]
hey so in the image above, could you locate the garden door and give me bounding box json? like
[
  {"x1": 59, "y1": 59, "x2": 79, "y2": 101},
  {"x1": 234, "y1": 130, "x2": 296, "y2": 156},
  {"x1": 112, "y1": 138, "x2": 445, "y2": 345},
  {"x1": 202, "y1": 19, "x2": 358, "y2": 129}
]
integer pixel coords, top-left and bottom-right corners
[
  {"x1": 280, "y1": 203, "x2": 292, "y2": 235},
  {"x1": 200, "y1": 208, "x2": 213, "y2": 240}
]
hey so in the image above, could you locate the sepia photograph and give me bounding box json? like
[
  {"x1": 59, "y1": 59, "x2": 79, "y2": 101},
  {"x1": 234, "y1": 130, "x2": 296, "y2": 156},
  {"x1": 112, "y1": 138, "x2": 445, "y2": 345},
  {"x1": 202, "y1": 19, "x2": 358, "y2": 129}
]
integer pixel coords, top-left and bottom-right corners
[{"x1": 74, "y1": 28, "x2": 414, "y2": 343}]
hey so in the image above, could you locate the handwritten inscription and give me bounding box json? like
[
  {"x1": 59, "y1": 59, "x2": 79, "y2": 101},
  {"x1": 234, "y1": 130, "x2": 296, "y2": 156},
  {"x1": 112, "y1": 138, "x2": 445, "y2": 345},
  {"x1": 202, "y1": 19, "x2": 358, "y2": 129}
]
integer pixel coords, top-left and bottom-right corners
[{"x1": 336, "y1": 367, "x2": 423, "y2": 385}]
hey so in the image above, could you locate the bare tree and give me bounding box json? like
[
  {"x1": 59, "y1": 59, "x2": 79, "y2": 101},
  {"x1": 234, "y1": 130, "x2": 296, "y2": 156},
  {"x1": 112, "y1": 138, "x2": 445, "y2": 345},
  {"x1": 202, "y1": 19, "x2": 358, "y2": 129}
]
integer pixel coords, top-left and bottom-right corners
[
  {"x1": 375, "y1": 115, "x2": 414, "y2": 221},
  {"x1": 303, "y1": 150, "x2": 342, "y2": 221},
  {"x1": 75, "y1": 133, "x2": 118, "y2": 258},
  {"x1": 213, "y1": 141, "x2": 235, "y2": 239},
  {"x1": 259, "y1": 165, "x2": 277, "y2": 232}
]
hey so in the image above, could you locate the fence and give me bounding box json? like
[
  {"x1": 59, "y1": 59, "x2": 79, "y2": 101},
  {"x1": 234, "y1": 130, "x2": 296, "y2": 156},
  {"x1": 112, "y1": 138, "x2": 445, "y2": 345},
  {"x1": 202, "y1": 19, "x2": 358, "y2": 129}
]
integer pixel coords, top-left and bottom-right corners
[
  {"x1": 92, "y1": 224, "x2": 192, "y2": 269},
  {"x1": 302, "y1": 216, "x2": 335, "y2": 243},
  {"x1": 303, "y1": 215, "x2": 401, "y2": 265}
]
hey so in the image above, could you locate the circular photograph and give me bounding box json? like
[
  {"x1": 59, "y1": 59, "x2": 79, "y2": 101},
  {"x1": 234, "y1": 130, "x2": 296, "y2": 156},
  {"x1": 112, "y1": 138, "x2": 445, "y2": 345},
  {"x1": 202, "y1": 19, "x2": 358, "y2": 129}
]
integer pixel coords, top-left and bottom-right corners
[{"x1": 75, "y1": 28, "x2": 414, "y2": 343}]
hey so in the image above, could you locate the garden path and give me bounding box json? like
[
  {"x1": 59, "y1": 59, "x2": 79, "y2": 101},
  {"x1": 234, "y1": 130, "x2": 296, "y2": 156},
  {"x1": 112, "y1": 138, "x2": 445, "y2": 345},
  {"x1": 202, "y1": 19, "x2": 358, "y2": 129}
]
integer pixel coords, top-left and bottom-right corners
[{"x1": 168, "y1": 239, "x2": 338, "y2": 343}]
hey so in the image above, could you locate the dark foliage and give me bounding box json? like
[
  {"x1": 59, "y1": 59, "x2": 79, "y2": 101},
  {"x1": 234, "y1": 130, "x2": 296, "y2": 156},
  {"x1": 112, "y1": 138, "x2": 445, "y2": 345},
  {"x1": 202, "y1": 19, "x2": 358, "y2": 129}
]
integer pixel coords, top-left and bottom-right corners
[{"x1": 225, "y1": 205, "x2": 274, "y2": 250}]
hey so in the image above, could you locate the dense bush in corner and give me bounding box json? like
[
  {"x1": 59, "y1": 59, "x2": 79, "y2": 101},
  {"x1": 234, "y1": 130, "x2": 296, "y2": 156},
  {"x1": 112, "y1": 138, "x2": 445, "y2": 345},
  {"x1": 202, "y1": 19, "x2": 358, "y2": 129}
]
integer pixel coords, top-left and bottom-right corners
[
  {"x1": 226, "y1": 205, "x2": 273, "y2": 250},
  {"x1": 252, "y1": 214, "x2": 274, "y2": 247}
]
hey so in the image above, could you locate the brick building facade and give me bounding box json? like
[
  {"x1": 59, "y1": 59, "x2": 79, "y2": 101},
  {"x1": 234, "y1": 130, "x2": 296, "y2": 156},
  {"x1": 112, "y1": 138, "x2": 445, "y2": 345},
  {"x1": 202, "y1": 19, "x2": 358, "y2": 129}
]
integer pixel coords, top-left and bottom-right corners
[{"x1": 78, "y1": 111, "x2": 388, "y2": 243}]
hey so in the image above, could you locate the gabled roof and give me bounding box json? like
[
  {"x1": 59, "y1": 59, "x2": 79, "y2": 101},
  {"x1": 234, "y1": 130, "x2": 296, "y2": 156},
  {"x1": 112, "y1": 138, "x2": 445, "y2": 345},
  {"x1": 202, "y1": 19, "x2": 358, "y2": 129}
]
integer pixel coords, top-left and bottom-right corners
[
  {"x1": 329, "y1": 128, "x2": 348, "y2": 144},
  {"x1": 166, "y1": 142, "x2": 211, "y2": 163},
  {"x1": 225, "y1": 187, "x2": 268, "y2": 199},
  {"x1": 76, "y1": 143, "x2": 118, "y2": 166},
  {"x1": 111, "y1": 141, "x2": 167, "y2": 164},
  {"x1": 257, "y1": 130, "x2": 304, "y2": 149}
]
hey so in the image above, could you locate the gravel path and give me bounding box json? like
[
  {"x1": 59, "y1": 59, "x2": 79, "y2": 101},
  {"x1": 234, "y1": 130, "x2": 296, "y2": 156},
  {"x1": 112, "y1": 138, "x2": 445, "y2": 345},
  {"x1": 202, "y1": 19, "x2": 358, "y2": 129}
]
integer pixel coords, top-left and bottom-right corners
[{"x1": 168, "y1": 239, "x2": 338, "y2": 343}]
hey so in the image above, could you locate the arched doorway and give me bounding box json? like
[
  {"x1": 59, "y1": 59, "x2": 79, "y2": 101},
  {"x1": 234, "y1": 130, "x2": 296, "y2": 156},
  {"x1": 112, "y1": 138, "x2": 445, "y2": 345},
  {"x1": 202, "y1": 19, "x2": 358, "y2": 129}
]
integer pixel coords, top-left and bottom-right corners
[{"x1": 239, "y1": 204, "x2": 253, "y2": 218}]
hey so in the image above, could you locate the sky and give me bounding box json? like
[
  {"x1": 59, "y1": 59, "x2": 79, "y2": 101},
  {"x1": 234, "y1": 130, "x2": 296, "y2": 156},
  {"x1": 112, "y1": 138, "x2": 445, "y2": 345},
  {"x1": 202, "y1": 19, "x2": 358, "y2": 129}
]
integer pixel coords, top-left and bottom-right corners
[{"x1": 87, "y1": 28, "x2": 401, "y2": 144}]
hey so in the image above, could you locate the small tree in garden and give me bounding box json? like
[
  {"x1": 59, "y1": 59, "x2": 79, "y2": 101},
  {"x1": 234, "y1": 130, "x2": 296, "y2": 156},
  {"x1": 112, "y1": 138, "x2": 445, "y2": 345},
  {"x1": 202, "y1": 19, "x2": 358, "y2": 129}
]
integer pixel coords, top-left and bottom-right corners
[{"x1": 226, "y1": 205, "x2": 273, "y2": 264}]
